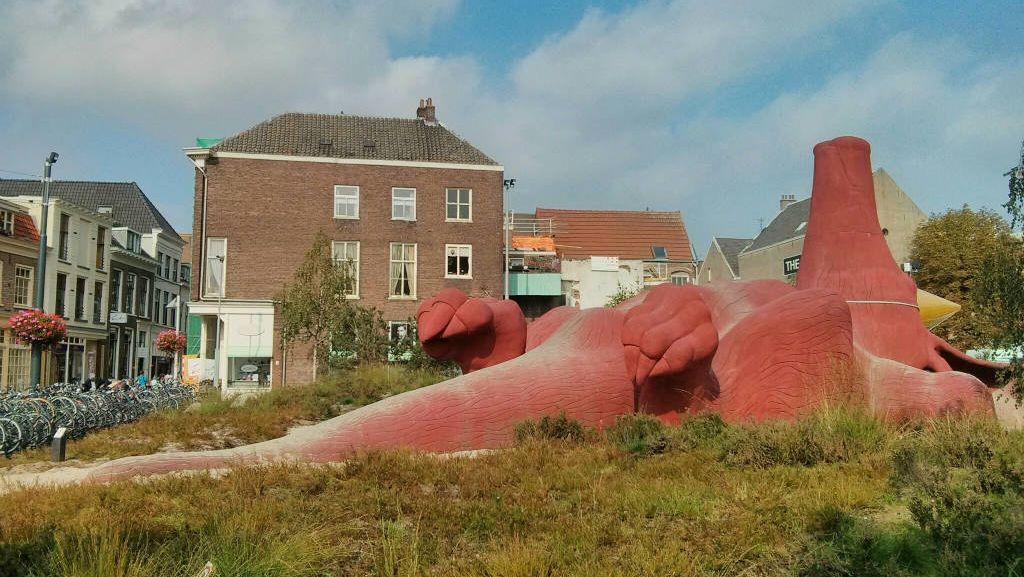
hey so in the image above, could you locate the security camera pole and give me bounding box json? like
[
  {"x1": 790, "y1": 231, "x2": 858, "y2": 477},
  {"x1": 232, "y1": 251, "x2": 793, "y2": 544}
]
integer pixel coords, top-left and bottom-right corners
[{"x1": 30, "y1": 152, "x2": 59, "y2": 388}]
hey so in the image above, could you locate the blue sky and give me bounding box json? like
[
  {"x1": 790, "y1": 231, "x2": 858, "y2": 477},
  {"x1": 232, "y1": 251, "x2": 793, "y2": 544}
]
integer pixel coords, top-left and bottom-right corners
[{"x1": 1, "y1": 0, "x2": 1021, "y2": 255}]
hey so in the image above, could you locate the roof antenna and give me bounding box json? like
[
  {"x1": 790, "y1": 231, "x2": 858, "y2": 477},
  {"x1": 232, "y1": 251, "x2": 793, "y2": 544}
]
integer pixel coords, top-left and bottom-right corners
[{"x1": 757, "y1": 217, "x2": 765, "y2": 231}]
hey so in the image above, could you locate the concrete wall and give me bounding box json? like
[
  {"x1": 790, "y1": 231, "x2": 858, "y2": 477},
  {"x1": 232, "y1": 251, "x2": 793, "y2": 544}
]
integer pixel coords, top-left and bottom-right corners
[{"x1": 561, "y1": 258, "x2": 643, "y2": 309}]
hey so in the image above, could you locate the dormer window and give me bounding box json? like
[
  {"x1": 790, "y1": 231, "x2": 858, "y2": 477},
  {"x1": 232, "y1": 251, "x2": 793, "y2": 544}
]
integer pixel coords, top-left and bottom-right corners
[
  {"x1": 126, "y1": 230, "x2": 141, "y2": 253},
  {"x1": 0, "y1": 210, "x2": 13, "y2": 236}
]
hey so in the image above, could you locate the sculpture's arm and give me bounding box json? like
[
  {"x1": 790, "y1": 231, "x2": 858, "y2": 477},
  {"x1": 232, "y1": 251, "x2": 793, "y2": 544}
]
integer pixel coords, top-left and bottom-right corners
[{"x1": 417, "y1": 289, "x2": 527, "y2": 373}]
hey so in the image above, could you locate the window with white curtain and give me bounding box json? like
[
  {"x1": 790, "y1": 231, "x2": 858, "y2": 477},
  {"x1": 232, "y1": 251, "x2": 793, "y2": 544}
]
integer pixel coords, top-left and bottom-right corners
[
  {"x1": 391, "y1": 188, "x2": 416, "y2": 221},
  {"x1": 205, "y1": 238, "x2": 226, "y2": 297},
  {"x1": 389, "y1": 243, "x2": 416, "y2": 298},
  {"x1": 331, "y1": 241, "x2": 360, "y2": 298},
  {"x1": 333, "y1": 185, "x2": 359, "y2": 219}
]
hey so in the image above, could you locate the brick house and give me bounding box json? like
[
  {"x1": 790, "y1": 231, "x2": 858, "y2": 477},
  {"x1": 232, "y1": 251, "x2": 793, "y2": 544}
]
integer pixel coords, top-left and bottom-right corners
[
  {"x1": 0, "y1": 199, "x2": 41, "y2": 390},
  {"x1": 184, "y1": 100, "x2": 504, "y2": 389}
]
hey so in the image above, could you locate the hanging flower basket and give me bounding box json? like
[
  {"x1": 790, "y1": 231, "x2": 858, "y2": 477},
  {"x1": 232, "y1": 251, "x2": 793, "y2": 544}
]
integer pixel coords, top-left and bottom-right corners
[
  {"x1": 8, "y1": 309, "x2": 67, "y2": 349},
  {"x1": 156, "y1": 330, "x2": 187, "y2": 355}
]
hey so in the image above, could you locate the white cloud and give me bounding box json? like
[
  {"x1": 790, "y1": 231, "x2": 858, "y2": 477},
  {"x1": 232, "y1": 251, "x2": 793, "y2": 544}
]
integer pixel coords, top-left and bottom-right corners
[{"x1": 1, "y1": 0, "x2": 1019, "y2": 251}]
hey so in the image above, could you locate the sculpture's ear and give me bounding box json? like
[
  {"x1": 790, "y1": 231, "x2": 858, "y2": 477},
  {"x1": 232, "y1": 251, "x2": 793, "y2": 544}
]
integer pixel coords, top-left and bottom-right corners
[{"x1": 447, "y1": 298, "x2": 495, "y2": 338}]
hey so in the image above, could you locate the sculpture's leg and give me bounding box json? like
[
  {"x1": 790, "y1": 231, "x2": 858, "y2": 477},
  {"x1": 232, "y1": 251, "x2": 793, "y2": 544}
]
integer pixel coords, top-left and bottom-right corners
[
  {"x1": 86, "y1": 308, "x2": 634, "y2": 483},
  {"x1": 862, "y1": 352, "x2": 995, "y2": 419},
  {"x1": 711, "y1": 289, "x2": 858, "y2": 421}
]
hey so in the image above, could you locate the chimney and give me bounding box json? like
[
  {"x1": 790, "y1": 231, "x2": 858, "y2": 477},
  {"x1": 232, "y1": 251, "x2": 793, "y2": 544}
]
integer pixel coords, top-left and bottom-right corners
[
  {"x1": 779, "y1": 194, "x2": 797, "y2": 211},
  {"x1": 416, "y1": 97, "x2": 437, "y2": 124}
]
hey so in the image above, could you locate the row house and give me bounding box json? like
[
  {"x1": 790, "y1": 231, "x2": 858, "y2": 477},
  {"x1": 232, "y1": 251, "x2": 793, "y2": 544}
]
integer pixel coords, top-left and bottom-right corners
[
  {"x1": 185, "y1": 99, "x2": 504, "y2": 389},
  {"x1": 508, "y1": 208, "x2": 696, "y2": 315},
  {"x1": 0, "y1": 199, "x2": 42, "y2": 389},
  {"x1": 0, "y1": 179, "x2": 186, "y2": 386},
  {"x1": 0, "y1": 194, "x2": 114, "y2": 384}
]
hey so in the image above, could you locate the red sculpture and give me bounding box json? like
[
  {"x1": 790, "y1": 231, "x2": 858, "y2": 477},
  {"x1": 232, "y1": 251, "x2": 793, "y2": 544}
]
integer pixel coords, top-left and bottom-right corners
[{"x1": 84, "y1": 136, "x2": 1006, "y2": 483}]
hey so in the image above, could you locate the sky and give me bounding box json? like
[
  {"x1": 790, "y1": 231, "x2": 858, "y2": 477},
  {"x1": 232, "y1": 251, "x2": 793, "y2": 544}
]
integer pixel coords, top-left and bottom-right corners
[{"x1": 0, "y1": 0, "x2": 1021, "y2": 256}]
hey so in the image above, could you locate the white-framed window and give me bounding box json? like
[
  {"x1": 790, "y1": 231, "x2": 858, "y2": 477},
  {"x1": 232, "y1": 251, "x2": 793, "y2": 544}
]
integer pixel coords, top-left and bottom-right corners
[
  {"x1": 331, "y1": 241, "x2": 360, "y2": 298},
  {"x1": 389, "y1": 243, "x2": 417, "y2": 298},
  {"x1": 445, "y1": 244, "x2": 472, "y2": 278},
  {"x1": 644, "y1": 262, "x2": 669, "y2": 284},
  {"x1": 0, "y1": 210, "x2": 13, "y2": 236},
  {"x1": 670, "y1": 273, "x2": 691, "y2": 285},
  {"x1": 205, "y1": 238, "x2": 226, "y2": 297},
  {"x1": 391, "y1": 187, "x2": 416, "y2": 221},
  {"x1": 333, "y1": 185, "x2": 359, "y2": 219},
  {"x1": 446, "y1": 188, "x2": 471, "y2": 221}
]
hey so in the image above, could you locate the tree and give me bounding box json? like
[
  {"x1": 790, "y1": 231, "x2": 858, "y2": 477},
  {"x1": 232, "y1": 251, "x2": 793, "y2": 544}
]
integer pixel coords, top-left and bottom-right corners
[
  {"x1": 909, "y1": 206, "x2": 1016, "y2": 350},
  {"x1": 276, "y1": 232, "x2": 359, "y2": 376},
  {"x1": 974, "y1": 142, "x2": 1024, "y2": 398}
]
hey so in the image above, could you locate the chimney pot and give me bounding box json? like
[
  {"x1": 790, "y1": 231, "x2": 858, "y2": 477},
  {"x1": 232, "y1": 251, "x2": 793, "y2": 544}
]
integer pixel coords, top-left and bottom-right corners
[
  {"x1": 416, "y1": 97, "x2": 437, "y2": 124},
  {"x1": 779, "y1": 194, "x2": 797, "y2": 211}
]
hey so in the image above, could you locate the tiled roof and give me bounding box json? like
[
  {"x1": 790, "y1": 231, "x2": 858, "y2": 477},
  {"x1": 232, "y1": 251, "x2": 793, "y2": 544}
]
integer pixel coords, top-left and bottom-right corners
[
  {"x1": 714, "y1": 237, "x2": 752, "y2": 277},
  {"x1": 0, "y1": 179, "x2": 182, "y2": 243},
  {"x1": 210, "y1": 112, "x2": 499, "y2": 166},
  {"x1": 534, "y1": 208, "x2": 694, "y2": 261},
  {"x1": 744, "y1": 198, "x2": 810, "y2": 252}
]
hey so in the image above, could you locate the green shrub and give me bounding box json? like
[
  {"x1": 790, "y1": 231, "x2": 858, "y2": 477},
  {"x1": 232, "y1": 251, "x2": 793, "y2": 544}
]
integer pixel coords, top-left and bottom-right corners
[
  {"x1": 606, "y1": 414, "x2": 668, "y2": 455},
  {"x1": 798, "y1": 507, "x2": 937, "y2": 577},
  {"x1": 514, "y1": 413, "x2": 586, "y2": 443},
  {"x1": 891, "y1": 417, "x2": 1024, "y2": 576},
  {"x1": 670, "y1": 411, "x2": 727, "y2": 451},
  {"x1": 718, "y1": 410, "x2": 885, "y2": 468}
]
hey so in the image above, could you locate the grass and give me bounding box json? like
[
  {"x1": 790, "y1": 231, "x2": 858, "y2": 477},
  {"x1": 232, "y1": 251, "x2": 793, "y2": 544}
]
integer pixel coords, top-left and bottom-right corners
[
  {"x1": 0, "y1": 364, "x2": 449, "y2": 468},
  {"x1": 0, "y1": 405, "x2": 1021, "y2": 576}
]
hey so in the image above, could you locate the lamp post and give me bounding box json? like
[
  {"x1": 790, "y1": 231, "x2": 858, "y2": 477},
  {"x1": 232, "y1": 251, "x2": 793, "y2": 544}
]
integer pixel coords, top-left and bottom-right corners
[
  {"x1": 502, "y1": 178, "x2": 515, "y2": 300},
  {"x1": 29, "y1": 152, "x2": 58, "y2": 388}
]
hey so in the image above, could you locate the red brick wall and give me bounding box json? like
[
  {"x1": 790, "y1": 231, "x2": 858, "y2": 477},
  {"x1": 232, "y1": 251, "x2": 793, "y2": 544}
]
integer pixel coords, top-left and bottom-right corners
[
  {"x1": 0, "y1": 248, "x2": 39, "y2": 312},
  {"x1": 191, "y1": 156, "x2": 504, "y2": 384}
]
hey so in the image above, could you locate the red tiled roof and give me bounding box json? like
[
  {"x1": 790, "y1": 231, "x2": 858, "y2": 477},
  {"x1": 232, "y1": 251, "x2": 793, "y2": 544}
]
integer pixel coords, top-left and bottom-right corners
[
  {"x1": 13, "y1": 212, "x2": 38, "y2": 243},
  {"x1": 534, "y1": 207, "x2": 693, "y2": 261}
]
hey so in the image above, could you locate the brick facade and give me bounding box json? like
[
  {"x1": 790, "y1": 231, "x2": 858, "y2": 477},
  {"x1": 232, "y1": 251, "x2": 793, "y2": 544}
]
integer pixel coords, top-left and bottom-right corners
[{"x1": 192, "y1": 156, "x2": 503, "y2": 384}]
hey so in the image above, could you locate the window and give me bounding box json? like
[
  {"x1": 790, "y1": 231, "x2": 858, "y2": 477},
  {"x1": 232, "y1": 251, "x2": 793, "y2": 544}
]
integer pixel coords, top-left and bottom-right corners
[
  {"x1": 138, "y1": 331, "x2": 147, "y2": 349},
  {"x1": 110, "y1": 269, "x2": 123, "y2": 312},
  {"x1": 93, "y1": 281, "x2": 104, "y2": 323},
  {"x1": 172, "y1": 258, "x2": 179, "y2": 282},
  {"x1": 391, "y1": 188, "x2": 416, "y2": 221},
  {"x1": 74, "y1": 277, "x2": 86, "y2": 320},
  {"x1": 331, "y1": 241, "x2": 360, "y2": 298},
  {"x1": 169, "y1": 297, "x2": 177, "y2": 328},
  {"x1": 162, "y1": 291, "x2": 170, "y2": 326},
  {"x1": 14, "y1": 266, "x2": 32, "y2": 307},
  {"x1": 153, "y1": 289, "x2": 161, "y2": 324},
  {"x1": 446, "y1": 188, "x2": 471, "y2": 221},
  {"x1": 95, "y1": 226, "x2": 106, "y2": 270},
  {"x1": 180, "y1": 264, "x2": 191, "y2": 285},
  {"x1": 388, "y1": 321, "x2": 411, "y2": 342},
  {"x1": 55, "y1": 273, "x2": 67, "y2": 317},
  {"x1": 670, "y1": 273, "x2": 691, "y2": 285},
  {"x1": 389, "y1": 243, "x2": 417, "y2": 298},
  {"x1": 644, "y1": 262, "x2": 669, "y2": 284},
  {"x1": 157, "y1": 251, "x2": 165, "y2": 278},
  {"x1": 205, "y1": 238, "x2": 226, "y2": 297},
  {"x1": 445, "y1": 244, "x2": 472, "y2": 278},
  {"x1": 124, "y1": 273, "x2": 136, "y2": 315},
  {"x1": 140, "y1": 278, "x2": 150, "y2": 317},
  {"x1": 126, "y1": 231, "x2": 141, "y2": 253},
  {"x1": 0, "y1": 210, "x2": 13, "y2": 236},
  {"x1": 58, "y1": 214, "x2": 70, "y2": 260},
  {"x1": 333, "y1": 185, "x2": 359, "y2": 219},
  {"x1": 651, "y1": 246, "x2": 668, "y2": 260}
]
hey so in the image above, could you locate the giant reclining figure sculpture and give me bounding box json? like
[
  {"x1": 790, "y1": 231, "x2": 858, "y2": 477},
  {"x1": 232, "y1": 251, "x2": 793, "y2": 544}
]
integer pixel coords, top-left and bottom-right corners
[{"x1": 86, "y1": 136, "x2": 1006, "y2": 483}]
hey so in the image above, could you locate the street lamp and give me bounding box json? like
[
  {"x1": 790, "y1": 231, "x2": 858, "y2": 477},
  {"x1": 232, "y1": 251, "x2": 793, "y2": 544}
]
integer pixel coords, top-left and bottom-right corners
[
  {"x1": 29, "y1": 152, "x2": 58, "y2": 388},
  {"x1": 503, "y1": 178, "x2": 516, "y2": 300}
]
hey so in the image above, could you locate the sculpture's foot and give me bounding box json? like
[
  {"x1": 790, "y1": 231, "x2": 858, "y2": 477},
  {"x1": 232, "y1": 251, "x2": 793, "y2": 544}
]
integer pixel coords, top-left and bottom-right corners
[
  {"x1": 86, "y1": 308, "x2": 635, "y2": 484},
  {"x1": 863, "y1": 351, "x2": 995, "y2": 420}
]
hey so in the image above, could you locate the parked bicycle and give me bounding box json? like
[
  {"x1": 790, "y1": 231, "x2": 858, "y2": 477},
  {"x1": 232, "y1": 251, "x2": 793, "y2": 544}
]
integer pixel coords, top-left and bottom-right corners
[{"x1": 0, "y1": 380, "x2": 195, "y2": 457}]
